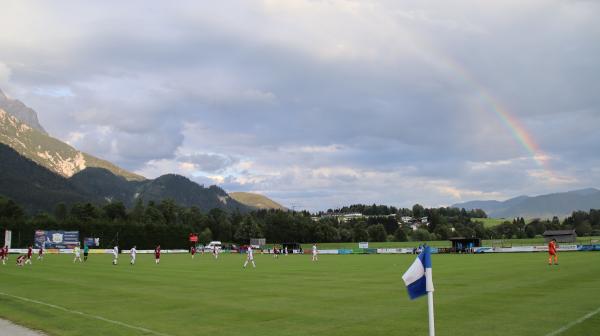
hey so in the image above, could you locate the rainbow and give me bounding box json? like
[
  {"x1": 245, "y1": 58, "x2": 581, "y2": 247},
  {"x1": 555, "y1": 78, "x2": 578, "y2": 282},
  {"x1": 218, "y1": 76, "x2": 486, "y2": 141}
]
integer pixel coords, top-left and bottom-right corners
[
  {"x1": 417, "y1": 48, "x2": 550, "y2": 170},
  {"x1": 472, "y1": 77, "x2": 548, "y2": 169}
]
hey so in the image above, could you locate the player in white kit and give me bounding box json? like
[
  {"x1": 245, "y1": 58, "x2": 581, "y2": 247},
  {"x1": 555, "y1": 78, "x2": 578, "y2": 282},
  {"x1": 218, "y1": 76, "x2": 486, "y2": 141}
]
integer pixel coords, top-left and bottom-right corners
[
  {"x1": 213, "y1": 245, "x2": 219, "y2": 260},
  {"x1": 130, "y1": 246, "x2": 137, "y2": 265},
  {"x1": 312, "y1": 244, "x2": 318, "y2": 262},
  {"x1": 112, "y1": 245, "x2": 119, "y2": 265},
  {"x1": 73, "y1": 245, "x2": 82, "y2": 263},
  {"x1": 243, "y1": 246, "x2": 256, "y2": 268}
]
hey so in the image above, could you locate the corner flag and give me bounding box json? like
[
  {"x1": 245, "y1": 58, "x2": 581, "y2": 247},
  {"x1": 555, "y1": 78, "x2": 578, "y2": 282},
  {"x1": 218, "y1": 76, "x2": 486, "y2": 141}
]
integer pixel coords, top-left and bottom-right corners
[
  {"x1": 402, "y1": 246, "x2": 435, "y2": 336},
  {"x1": 402, "y1": 246, "x2": 434, "y2": 299}
]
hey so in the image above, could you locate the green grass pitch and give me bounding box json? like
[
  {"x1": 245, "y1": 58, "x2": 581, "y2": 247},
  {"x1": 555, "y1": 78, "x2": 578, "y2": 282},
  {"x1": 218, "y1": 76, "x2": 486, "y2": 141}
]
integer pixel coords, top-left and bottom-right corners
[{"x1": 1, "y1": 252, "x2": 599, "y2": 336}]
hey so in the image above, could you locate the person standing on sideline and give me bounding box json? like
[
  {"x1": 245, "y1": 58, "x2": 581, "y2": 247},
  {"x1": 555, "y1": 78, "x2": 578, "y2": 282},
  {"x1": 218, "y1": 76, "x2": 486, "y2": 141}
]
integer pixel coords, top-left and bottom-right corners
[
  {"x1": 548, "y1": 239, "x2": 558, "y2": 265},
  {"x1": 155, "y1": 245, "x2": 161, "y2": 264},
  {"x1": 312, "y1": 244, "x2": 318, "y2": 262},
  {"x1": 130, "y1": 246, "x2": 137, "y2": 265},
  {"x1": 25, "y1": 246, "x2": 33, "y2": 265},
  {"x1": 112, "y1": 245, "x2": 119, "y2": 265},
  {"x1": 243, "y1": 246, "x2": 256, "y2": 269},
  {"x1": 83, "y1": 243, "x2": 89, "y2": 262},
  {"x1": 191, "y1": 246, "x2": 196, "y2": 259},
  {"x1": 37, "y1": 245, "x2": 44, "y2": 261},
  {"x1": 73, "y1": 244, "x2": 82, "y2": 263},
  {"x1": 212, "y1": 245, "x2": 219, "y2": 260}
]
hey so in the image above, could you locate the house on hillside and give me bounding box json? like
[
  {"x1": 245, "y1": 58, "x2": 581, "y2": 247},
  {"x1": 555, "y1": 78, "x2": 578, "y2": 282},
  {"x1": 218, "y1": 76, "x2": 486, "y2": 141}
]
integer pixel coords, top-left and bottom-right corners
[
  {"x1": 542, "y1": 230, "x2": 577, "y2": 243},
  {"x1": 400, "y1": 216, "x2": 413, "y2": 223}
]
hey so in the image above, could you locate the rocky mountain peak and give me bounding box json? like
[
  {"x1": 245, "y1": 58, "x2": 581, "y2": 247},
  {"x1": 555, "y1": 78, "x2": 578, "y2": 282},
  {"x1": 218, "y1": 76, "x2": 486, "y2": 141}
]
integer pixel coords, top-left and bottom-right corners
[{"x1": 0, "y1": 88, "x2": 47, "y2": 134}]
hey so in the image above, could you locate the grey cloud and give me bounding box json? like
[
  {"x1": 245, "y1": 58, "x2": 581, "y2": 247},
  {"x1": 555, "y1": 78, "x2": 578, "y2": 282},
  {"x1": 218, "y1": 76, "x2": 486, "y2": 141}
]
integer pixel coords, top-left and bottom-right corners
[
  {"x1": 1, "y1": 1, "x2": 599, "y2": 210},
  {"x1": 178, "y1": 153, "x2": 239, "y2": 173}
]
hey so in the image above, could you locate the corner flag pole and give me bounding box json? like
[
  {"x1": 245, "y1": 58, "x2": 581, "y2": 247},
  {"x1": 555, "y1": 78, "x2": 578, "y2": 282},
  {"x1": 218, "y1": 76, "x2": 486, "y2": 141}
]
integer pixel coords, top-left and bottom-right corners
[
  {"x1": 402, "y1": 246, "x2": 435, "y2": 336},
  {"x1": 425, "y1": 247, "x2": 435, "y2": 336},
  {"x1": 428, "y1": 290, "x2": 435, "y2": 336}
]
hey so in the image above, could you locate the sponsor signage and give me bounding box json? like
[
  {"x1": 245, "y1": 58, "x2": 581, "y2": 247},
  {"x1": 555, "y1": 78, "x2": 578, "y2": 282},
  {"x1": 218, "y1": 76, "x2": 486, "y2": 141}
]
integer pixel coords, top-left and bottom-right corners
[
  {"x1": 84, "y1": 237, "x2": 100, "y2": 247},
  {"x1": 318, "y1": 249, "x2": 339, "y2": 255},
  {"x1": 35, "y1": 230, "x2": 79, "y2": 249},
  {"x1": 377, "y1": 248, "x2": 402, "y2": 254},
  {"x1": 358, "y1": 242, "x2": 369, "y2": 249},
  {"x1": 189, "y1": 233, "x2": 198, "y2": 243}
]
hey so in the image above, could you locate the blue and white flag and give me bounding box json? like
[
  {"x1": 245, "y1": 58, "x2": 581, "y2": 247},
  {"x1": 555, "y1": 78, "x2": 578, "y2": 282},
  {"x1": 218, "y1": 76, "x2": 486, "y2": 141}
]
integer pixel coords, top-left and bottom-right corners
[{"x1": 402, "y1": 246, "x2": 434, "y2": 300}]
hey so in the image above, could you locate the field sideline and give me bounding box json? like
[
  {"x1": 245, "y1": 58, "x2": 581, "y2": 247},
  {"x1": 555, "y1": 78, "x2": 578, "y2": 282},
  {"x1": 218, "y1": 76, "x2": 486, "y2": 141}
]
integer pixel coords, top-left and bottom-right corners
[
  {"x1": 1, "y1": 252, "x2": 599, "y2": 336},
  {"x1": 297, "y1": 236, "x2": 600, "y2": 250}
]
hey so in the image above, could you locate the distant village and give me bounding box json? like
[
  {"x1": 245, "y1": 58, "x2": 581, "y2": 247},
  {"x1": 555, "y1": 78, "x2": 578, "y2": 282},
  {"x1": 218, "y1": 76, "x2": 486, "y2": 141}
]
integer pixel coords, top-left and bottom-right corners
[{"x1": 312, "y1": 213, "x2": 430, "y2": 231}]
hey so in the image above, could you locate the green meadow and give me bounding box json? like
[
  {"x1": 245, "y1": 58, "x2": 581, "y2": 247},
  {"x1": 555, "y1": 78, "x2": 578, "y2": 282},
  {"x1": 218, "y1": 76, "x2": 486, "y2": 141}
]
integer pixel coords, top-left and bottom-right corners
[
  {"x1": 1, "y1": 252, "x2": 599, "y2": 336},
  {"x1": 472, "y1": 217, "x2": 510, "y2": 228}
]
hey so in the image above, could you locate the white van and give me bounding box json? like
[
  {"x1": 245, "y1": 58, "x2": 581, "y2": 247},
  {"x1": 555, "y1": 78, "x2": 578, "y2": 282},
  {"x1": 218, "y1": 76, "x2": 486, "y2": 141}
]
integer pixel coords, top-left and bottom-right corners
[{"x1": 204, "y1": 241, "x2": 222, "y2": 252}]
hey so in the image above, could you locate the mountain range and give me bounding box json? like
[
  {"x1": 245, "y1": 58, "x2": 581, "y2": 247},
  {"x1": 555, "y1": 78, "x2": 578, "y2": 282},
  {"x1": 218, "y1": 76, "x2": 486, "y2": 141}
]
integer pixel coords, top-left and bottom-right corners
[
  {"x1": 0, "y1": 89, "x2": 284, "y2": 213},
  {"x1": 452, "y1": 188, "x2": 600, "y2": 219},
  {"x1": 5, "y1": 88, "x2": 596, "y2": 218},
  {"x1": 0, "y1": 142, "x2": 252, "y2": 213}
]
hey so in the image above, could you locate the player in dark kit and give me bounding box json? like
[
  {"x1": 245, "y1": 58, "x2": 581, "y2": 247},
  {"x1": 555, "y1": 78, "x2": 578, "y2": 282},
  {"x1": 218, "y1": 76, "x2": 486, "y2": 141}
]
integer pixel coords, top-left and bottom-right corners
[
  {"x1": 38, "y1": 245, "x2": 44, "y2": 261},
  {"x1": 191, "y1": 246, "x2": 196, "y2": 259},
  {"x1": 25, "y1": 246, "x2": 33, "y2": 265},
  {"x1": 0, "y1": 246, "x2": 5, "y2": 265},
  {"x1": 155, "y1": 245, "x2": 161, "y2": 264},
  {"x1": 16, "y1": 255, "x2": 26, "y2": 267}
]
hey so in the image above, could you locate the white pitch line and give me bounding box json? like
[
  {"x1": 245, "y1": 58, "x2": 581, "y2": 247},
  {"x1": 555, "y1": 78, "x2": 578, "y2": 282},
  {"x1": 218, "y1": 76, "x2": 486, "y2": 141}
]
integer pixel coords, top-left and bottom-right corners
[
  {"x1": 0, "y1": 292, "x2": 174, "y2": 336},
  {"x1": 544, "y1": 306, "x2": 600, "y2": 336}
]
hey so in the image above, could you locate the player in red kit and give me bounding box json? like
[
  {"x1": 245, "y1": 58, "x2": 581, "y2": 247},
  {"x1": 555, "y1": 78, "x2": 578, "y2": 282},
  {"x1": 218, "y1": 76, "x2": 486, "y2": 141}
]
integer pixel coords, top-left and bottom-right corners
[
  {"x1": 25, "y1": 246, "x2": 33, "y2": 265},
  {"x1": 3, "y1": 246, "x2": 8, "y2": 264},
  {"x1": 37, "y1": 245, "x2": 44, "y2": 261},
  {"x1": 548, "y1": 239, "x2": 558, "y2": 265},
  {"x1": 0, "y1": 246, "x2": 5, "y2": 265},
  {"x1": 155, "y1": 245, "x2": 161, "y2": 264},
  {"x1": 191, "y1": 246, "x2": 196, "y2": 259}
]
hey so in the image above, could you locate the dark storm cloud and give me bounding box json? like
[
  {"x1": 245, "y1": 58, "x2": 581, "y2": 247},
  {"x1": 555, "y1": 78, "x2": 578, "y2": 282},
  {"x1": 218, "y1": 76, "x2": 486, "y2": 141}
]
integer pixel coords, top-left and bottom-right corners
[{"x1": 1, "y1": 1, "x2": 599, "y2": 210}]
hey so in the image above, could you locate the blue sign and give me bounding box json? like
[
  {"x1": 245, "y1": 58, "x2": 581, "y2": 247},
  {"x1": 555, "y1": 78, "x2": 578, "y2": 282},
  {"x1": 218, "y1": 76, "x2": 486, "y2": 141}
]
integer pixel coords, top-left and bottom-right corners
[
  {"x1": 84, "y1": 237, "x2": 100, "y2": 247},
  {"x1": 35, "y1": 230, "x2": 80, "y2": 249}
]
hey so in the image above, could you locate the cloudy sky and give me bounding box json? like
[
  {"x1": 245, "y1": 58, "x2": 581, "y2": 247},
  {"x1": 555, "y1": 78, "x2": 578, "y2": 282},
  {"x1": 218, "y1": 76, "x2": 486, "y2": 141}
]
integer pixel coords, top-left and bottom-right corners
[{"x1": 1, "y1": 1, "x2": 599, "y2": 211}]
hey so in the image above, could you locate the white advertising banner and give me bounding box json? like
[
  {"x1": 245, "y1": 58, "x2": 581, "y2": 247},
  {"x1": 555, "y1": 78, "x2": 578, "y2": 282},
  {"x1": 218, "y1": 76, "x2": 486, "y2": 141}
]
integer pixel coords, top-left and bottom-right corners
[
  {"x1": 318, "y1": 249, "x2": 339, "y2": 254},
  {"x1": 358, "y1": 242, "x2": 369, "y2": 249},
  {"x1": 493, "y1": 245, "x2": 580, "y2": 253},
  {"x1": 558, "y1": 244, "x2": 578, "y2": 251},
  {"x1": 377, "y1": 248, "x2": 402, "y2": 254}
]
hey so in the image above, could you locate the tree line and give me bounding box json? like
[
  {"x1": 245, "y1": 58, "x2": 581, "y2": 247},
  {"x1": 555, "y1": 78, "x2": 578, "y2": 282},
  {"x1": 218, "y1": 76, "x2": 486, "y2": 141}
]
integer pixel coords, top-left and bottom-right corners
[{"x1": 1, "y1": 196, "x2": 598, "y2": 249}]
